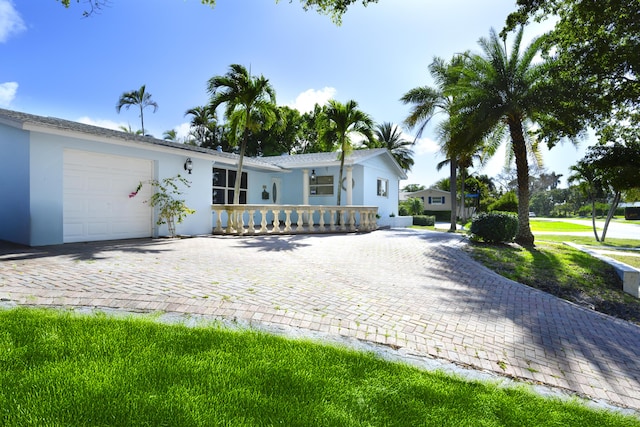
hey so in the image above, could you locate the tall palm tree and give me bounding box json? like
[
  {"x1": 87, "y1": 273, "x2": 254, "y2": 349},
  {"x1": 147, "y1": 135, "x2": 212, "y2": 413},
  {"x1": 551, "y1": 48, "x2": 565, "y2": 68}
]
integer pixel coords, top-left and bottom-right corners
[
  {"x1": 364, "y1": 122, "x2": 414, "y2": 172},
  {"x1": 451, "y1": 27, "x2": 580, "y2": 246},
  {"x1": 207, "y1": 64, "x2": 277, "y2": 204},
  {"x1": 116, "y1": 84, "x2": 158, "y2": 136},
  {"x1": 401, "y1": 56, "x2": 483, "y2": 232},
  {"x1": 321, "y1": 99, "x2": 374, "y2": 206}
]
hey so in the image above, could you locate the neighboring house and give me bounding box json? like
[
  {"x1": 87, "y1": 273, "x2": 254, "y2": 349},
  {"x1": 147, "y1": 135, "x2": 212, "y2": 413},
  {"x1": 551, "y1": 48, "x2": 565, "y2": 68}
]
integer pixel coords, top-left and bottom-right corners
[
  {"x1": 405, "y1": 188, "x2": 452, "y2": 212},
  {"x1": 0, "y1": 108, "x2": 406, "y2": 246},
  {"x1": 404, "y1": 188, "x2": 475, "y2": 218}
]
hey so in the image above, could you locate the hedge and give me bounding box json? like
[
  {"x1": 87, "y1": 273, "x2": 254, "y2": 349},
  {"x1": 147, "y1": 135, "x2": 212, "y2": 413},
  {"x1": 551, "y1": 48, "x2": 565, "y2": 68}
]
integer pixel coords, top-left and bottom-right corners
[
  {"x1": 469, "y1": 212, "x2": 518, "y2": 243},
  {"x1": 413, "y1": 215, "x2": 436, "y2": 226}
]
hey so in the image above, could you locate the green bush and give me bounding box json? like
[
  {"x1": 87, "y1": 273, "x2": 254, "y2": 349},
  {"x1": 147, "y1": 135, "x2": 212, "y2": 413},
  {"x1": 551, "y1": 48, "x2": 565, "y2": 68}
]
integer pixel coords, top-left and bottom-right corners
[
  {"x1": 413, "y1": 215, "x2": 436, "y2": 226},
  {"x1": 470, "y1": 212, "x2": 518, "y2": 243},
  {"x1": 398, "y1": 205, "x2": 409, "y2": 216},
  {"x1": 489, "y1": 191, "x2": 518, "y2": 213},
  {"x1": 423, "y1": 210, "x2": 451, "y2": 222}
]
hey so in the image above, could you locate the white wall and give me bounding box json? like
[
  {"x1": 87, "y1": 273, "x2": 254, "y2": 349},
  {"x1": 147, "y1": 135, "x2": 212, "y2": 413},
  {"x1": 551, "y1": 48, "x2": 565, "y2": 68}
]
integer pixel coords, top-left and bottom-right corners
[{"x1": 24, "y1": 131, "x2": 214, "y2": 245}]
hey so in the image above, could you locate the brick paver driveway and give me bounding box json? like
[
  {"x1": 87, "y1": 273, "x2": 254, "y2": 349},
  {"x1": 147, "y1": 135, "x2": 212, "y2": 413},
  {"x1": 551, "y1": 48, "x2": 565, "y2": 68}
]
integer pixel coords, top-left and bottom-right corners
[{"x1": 1, "y1": 229, "x2": 639, "y2": 411}]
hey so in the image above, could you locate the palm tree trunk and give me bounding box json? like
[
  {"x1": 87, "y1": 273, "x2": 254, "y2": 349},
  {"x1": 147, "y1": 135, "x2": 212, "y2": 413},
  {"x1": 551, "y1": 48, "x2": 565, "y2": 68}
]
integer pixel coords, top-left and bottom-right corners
[
  {"x1": 459, "y1": 167, "x2": 466, "y2": 224},
  {"x1": 233, "y1": 129, "x2": 248, "y2": 205},
  {"x1": 140, "y1": 104, "x2": 145, "y2": 135},
  {"x1": 508, "y1": 118, "x2": 535, "y2": 246},
  {"x1": 591, "y1": 198, "x2": 601, "y2": 242},
  {"x1": 449, "y1": 158, "x2": 457, "y2": 232},
  {"x1": 337, "y1": 141, "x2": 346, "y2": 207},
  {"x1": 601, "y1": 191, "x2": 621, "y2": 243}
]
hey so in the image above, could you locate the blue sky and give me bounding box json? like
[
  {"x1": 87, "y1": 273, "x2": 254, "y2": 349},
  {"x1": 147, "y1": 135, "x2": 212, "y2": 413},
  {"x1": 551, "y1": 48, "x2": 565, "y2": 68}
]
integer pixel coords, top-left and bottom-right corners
[{"x1": 1, "y1": 0, "x2": 588, "y2": 188}]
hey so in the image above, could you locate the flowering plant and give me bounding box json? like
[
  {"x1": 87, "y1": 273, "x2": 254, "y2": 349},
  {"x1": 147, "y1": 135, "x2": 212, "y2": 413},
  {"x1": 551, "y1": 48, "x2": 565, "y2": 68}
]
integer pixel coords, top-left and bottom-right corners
[{"x1": 129, "y1": 175, "x2": 195, "y2": 237}]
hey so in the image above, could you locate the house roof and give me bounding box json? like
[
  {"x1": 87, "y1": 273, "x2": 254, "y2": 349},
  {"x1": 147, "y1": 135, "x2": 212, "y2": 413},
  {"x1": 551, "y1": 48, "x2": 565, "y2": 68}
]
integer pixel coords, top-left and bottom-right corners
[
  {"x1": 0, "y1": 108, "x2": 407, "y2": 178},
  {"x1": 269, "y1": 148, "x2": 408, "y2": 179},
  {"x1": 0, "y1": 107, "x2": 283, "y2": 171}
]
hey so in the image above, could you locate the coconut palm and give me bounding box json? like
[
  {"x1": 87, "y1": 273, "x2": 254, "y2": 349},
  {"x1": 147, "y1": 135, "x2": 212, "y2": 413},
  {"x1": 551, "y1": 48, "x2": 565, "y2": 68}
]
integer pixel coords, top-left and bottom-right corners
[
  {"x1": 320, "y1": 99, "x2": 374, "y2": 206},
  {"x1": 451, "y1": 27, "x2": 581, "y2": 246},
  {"x1": 207, "y1": 64, "x2": 277, "y2": 204},
  {"x1": 116, "y1": 84, "x2": 158, "y2": 136},
  {"x1": 363, "y1": 122, "x2": 414, "y2": 172}
]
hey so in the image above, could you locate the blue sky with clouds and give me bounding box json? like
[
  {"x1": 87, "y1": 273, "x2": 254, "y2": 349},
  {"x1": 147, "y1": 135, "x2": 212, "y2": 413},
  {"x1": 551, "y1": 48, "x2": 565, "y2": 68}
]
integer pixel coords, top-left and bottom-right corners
[{"x1": 1, "y1": 0, "x2": 588, "y2": 188}]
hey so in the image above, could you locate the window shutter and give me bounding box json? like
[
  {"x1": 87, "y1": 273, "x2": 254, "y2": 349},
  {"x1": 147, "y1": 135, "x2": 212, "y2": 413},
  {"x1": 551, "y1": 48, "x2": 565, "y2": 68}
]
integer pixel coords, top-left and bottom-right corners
[
  {"x1": 442, "y1": 196, "x2": 445, "y2": 203},
  {"x1": 428, "y1": 197, "x2": 432, "y2": 204}
]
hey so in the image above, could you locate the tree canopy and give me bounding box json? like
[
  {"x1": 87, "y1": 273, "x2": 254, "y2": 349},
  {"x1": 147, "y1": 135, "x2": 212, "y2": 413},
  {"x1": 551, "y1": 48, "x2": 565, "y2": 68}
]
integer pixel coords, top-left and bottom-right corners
[
  {"x1": 58, "y1": 0, "x2": 379, "y2": 23},
  {"x1": 504, "y1": 0, "x2": 640, "y2": 136}
]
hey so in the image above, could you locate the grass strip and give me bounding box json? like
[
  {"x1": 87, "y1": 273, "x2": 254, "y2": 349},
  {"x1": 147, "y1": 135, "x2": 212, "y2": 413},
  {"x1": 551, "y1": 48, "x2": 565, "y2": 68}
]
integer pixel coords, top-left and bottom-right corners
[
  {"x1": 466, "y1": 241, "x2": 640, "y2": 324},
  {"x1": 1, "y1": 308, "x2": 638, "y2": 426},
  {"x1": 529, "y1": 220, "x2": 595, "y2": 232}
]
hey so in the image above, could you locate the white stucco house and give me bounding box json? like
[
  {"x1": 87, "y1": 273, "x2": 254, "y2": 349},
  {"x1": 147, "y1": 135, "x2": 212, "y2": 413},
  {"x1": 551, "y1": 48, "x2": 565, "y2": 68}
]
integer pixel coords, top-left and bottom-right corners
[{"x1": 0, "y1": 108, "x2": 407, "y2": 246}]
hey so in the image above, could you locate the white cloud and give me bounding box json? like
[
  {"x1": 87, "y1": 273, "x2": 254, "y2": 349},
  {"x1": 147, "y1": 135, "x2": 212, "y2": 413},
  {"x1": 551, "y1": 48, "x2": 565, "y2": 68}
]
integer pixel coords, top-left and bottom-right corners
[
  {"x1": 288, "y1": 87, "x2": 336, "y2": 114},
  {"x1": 77, "y1": 116, "x2": 127, "y2": 131},
  {"x1": 0, "y1": 81, "x2": 17, "y2": 106},
  {"x1": 411, "y1": 135, "x2": 440, "y2": 155},
  {"x1": 0, "y1": 0, "x2": 25, "y2": 43},
  {"x1": 174, "y1": 122, "x2": 191, "y2": 140}
]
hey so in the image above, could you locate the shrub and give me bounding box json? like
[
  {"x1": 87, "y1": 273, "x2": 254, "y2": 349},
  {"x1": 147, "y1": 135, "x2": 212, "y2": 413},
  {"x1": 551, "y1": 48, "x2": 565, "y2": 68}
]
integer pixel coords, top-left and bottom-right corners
[
  {"x1": 423, "y1": 210, "x2": 451, "y2": 222},
  {"x1": 469, "y1": 212, "x2": 518, "y2": 243},
  {"x1": 413, "y1": 215, "x2": 435, "y2": 226},
  {"x1": 489, "y1": 191, "x2": 518, "y2": 213}
]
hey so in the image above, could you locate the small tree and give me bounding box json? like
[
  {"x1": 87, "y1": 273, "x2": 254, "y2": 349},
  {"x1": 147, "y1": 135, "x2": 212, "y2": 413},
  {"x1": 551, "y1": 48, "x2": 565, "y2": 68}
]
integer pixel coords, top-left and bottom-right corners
[{"x1": 130, "y1": 175, "x2": 195, "y2": 237}]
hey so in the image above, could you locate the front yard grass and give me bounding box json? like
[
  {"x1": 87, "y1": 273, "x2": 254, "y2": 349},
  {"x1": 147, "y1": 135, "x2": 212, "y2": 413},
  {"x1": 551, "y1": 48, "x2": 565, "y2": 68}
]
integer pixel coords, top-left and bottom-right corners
[
  {"x1": 1, "y1": 308, "x2": 638, "y2": 426},
  {"x1": 465, "y1": 240, "x2": 640, "y2": 325}
]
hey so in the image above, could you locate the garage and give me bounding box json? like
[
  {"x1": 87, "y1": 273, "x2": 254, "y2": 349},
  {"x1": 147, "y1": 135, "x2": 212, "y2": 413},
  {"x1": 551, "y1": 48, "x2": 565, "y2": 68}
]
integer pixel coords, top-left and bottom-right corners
[{"x1": 63, "y1": 149, "x2": 153, "y2": 243}]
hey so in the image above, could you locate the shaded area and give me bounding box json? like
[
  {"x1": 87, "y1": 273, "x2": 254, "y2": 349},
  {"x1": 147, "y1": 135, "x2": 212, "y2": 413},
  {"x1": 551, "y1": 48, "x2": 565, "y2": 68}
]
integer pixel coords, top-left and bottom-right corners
[{"x1": 0, "y1": 238, "x2": 174, "y2": 262}]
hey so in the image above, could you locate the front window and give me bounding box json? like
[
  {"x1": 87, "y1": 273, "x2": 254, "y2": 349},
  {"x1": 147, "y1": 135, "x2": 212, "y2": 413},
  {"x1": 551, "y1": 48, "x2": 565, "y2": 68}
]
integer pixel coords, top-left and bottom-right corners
[
  {"x1": 430, "y1": 196, "x2": 444, "y2": 205},
  {"x1": 377, "y1": 178, "x2": 388, "y2": 197},
  {"x1": 310, "y1": 175, "x2": 334, "y2": 196},
  {"x1": 213, "y1": 167, "x2": 247, "y2": 204}
]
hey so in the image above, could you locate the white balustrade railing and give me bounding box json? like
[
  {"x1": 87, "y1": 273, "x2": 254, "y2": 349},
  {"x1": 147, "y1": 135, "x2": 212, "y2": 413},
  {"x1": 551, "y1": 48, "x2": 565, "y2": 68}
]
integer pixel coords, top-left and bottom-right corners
[{"x1": 212, "y1": 204, "x2": 378, "y2": 235}]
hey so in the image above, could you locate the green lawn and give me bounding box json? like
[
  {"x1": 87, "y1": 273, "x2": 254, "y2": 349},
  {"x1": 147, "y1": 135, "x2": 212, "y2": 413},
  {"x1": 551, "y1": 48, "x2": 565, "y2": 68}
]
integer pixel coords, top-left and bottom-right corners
[
  {"x1": 1, "y1": 308, "x2": 637, "y2": 426},
  {"x1": 529, "y1": 219, "x2": 595, "y2": 232},
  {"x1": 605, "y1": 254, "x2": 640, "y2": 269}
]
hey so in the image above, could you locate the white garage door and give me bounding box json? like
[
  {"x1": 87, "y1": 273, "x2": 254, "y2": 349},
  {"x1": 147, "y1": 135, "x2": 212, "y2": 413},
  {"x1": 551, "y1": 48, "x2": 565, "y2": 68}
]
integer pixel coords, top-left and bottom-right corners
[{"x1": 63, "y1": 149, "x2": 153, "y2": 243}]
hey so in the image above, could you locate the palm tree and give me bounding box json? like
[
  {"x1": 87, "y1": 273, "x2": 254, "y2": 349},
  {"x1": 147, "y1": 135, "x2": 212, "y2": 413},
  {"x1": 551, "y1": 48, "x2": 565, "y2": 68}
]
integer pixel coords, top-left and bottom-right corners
[
  {"x1": 207, "y1": 64, "x2": 277, "y2": 204},
  {"x1": 401, "y1": 56, "x2": 483, "y2": 232},
  {"x1": 185, "y1": 105, "x2": 218, "y2": 147},
  {"x1": 451, "y1": 27, "x2": 580, "y2": 246},
  {"x1": 163, "y1": 129, "x2": 178, "y2": 141},
  {"x1": 363, "y1": 122, "x2": 414, "y2": 172},
  {"x1": 116, "y1": 84, "x2": 158, "y2": 136},
  {"x1": 118, "y1": 124, "x2": 143, "y2": 135},
  {"x1": 320, "y1": 99, "x2": 374, "y2": 206}
]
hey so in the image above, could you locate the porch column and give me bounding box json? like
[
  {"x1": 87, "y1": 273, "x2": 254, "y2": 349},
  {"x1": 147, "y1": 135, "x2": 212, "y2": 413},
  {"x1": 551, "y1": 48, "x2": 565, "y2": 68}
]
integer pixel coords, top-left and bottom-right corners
[
  {"x1": 346, "y1": 166, "x2": 353, "y2": 205},
  {"x1": 302, "y1": 168, "x2": 309, "y2": 205}
]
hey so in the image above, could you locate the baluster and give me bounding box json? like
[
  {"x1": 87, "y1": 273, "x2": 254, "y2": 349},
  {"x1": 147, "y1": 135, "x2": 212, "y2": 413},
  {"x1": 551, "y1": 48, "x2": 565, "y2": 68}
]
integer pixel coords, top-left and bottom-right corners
[
  {"x1": 270, "y1": 209, "x2": 280, "y2": 233},
  {"x1": 296, "y1": 208, "x2": 304, "y2": 232},
  {"x1": 260, "y1": 209, "x2": 269, "y2": 234},
  {"x1": 318, "y1": 208, "x2": 325, "y2": 232},
  {"x1": 213, "y1": 209, "x2": 223, "y2": 233},
  {"x1": 284, "y1": 210, "x2": 292, "y2": 232},
  {"x1": 247, "y1": 209, "x2": 255, "y2": 234}
]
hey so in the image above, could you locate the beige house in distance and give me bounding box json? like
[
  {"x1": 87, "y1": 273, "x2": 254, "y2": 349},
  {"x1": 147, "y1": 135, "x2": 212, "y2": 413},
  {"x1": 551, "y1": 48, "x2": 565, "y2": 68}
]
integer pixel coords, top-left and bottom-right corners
[{"x1": 403, "y1": 188, "x2": 475, "y2": 218}]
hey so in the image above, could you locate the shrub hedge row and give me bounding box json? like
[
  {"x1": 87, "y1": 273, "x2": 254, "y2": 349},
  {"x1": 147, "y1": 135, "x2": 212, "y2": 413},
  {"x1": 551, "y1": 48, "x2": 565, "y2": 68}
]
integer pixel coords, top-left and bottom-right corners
[{"x1": 470, "y1": 212, "x2": 518, "y2": 243}]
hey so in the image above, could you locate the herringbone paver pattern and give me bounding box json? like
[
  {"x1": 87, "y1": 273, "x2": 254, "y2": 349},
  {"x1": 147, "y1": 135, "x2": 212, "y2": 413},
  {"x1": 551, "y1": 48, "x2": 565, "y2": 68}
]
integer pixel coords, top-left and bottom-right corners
[{"x1": 1, "y1": 230, "x2": 639, "y2": 411}]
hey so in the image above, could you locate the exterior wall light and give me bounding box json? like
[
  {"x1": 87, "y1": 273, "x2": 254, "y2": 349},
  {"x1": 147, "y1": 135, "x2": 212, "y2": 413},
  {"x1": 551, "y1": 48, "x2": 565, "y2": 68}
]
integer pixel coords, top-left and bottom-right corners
[
  {"x1": 310, "y1": 169, "x2": 316, "y2": 181},
  {"x1": 184, "y1": 158, "x2": 193, "y2": 174}
]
